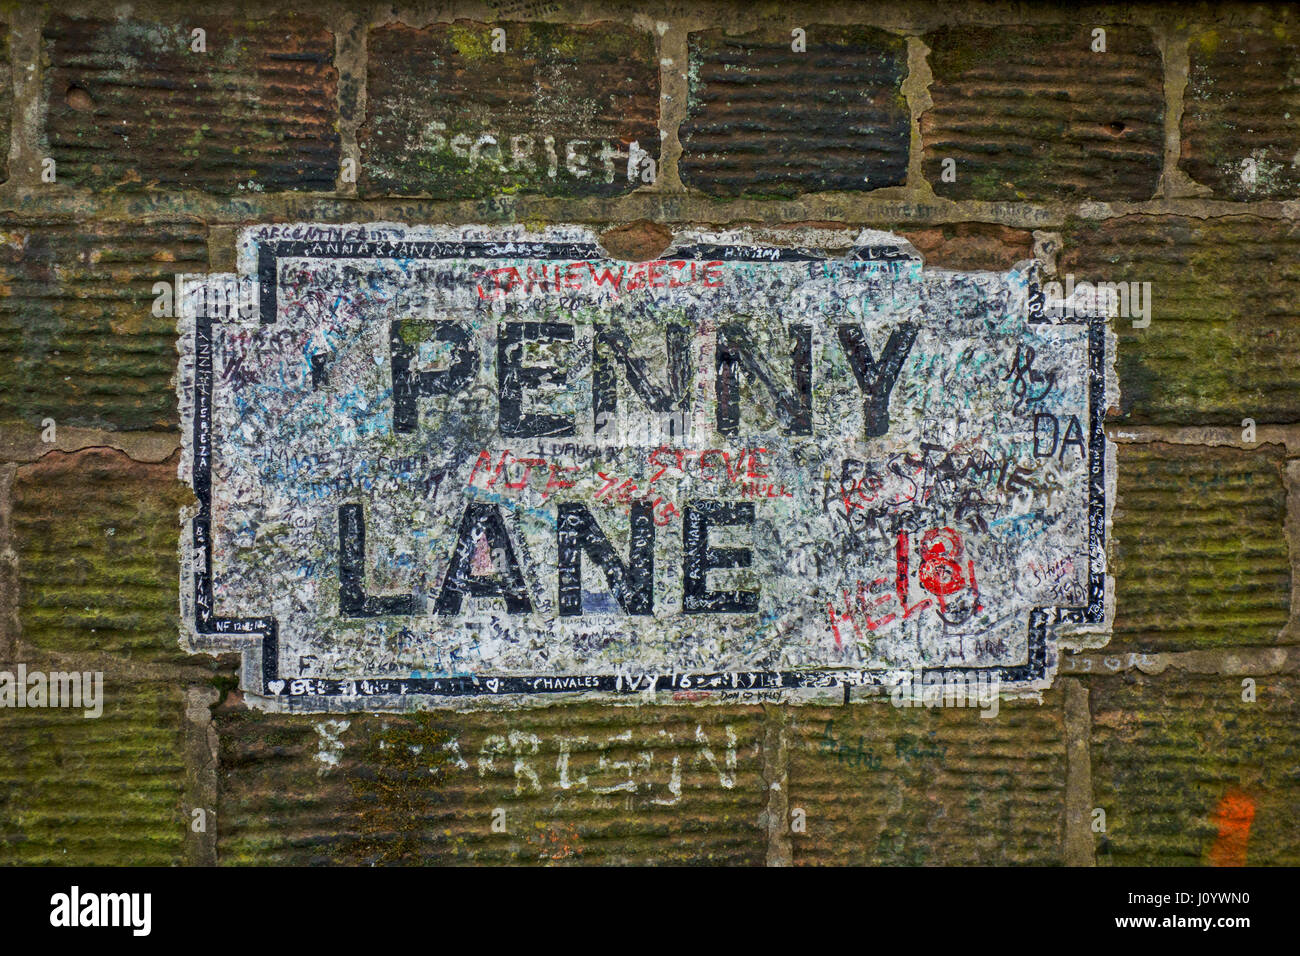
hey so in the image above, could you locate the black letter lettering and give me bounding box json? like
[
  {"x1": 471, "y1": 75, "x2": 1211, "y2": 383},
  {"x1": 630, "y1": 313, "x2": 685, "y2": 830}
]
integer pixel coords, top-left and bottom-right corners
[
  {"x1": 1032, "y1": 412, "x2": 1060, "y2": 458},
  {"x1": 557, "y1": 503, "x2": 654, "y2": 615},
  {"x1": 499, "y1": 321, "x2": 575, "y2": 437},
  {"x1": 593, "y1": 324, "x2": 689, "y2": 434},
  {"x1": 434, "y1": 503, "x2": 532, "y2": 615},
  {"x1": 338, "y1": 504, "x2": 419, "y2": 616},
  {"x1": 716, "y1": 322, "x2": 812, "y2": 436},
  {"x1": 836, "y1": 322, "x2": 917, "y2": 438},
  {"x1": 391, "y1": 320, "x2": 478, "y2": 433},
  {"x1": 683, "y1": 500, "x2": 759, "y2": 613},
  {"x1": 1059, "y1": 414, "x2": 1087, "y2": 462}
]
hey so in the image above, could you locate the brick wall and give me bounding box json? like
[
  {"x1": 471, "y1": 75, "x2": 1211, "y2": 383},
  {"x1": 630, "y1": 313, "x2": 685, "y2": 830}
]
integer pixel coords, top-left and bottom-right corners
[{"x1": 0, "y1": 1, "x2": 1296, "y2": 866}]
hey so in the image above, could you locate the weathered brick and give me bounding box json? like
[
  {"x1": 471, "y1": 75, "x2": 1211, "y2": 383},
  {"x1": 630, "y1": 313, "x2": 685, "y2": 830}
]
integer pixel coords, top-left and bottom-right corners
[
  {"x1": 1110, "y1": 443, "x2": 1290, "y2": 653},
  {"x1": 1181, "y1": 25, "x2": 1300, "y2": 200},
  {"x1": 0, "y1": 25, "x2": 12, "y2": 184},
  {"x1": 788, "y1": 696, "x2": 1067, "y2": 865},
  {"x1": 44, "y1": 16, "x2": 339, "y2": 193},
  {"x1": 11, "y1": 449, "x2": 201, "y2": 667},
  {"x1": 215, "y1": 704, "x2": 354, "y2": 865},
  {"x1": 217, "y1": 702, "x2": 766, "y2": 865},
  {"x1": 1061, "y1": 215, "x2": 1300, "y2": 424},
  {"x1": 680, "y1": 26, "x2": 909, "y2": 198},
  {"x1": 0, "y1": 217, "x2": 206, "y2": 430},
  {"x1": 922, "y1": 26, "x2": 1164, "y2": 201},
  {"x1": 901, "y1": 222, "x2": 1033, "y2": 271},
  {"x1": 0, "y1": 681, "x2": 189, "y2": 865},
  {"x1": 599, "y1": 219, "x2": 673, "y2": 261},
  {"x1": 1091, "y1": 672, "x2": 1300, "y2": 865},
  {"x1": 360, "y1": 21, "x2": 658, "y2": 199}
]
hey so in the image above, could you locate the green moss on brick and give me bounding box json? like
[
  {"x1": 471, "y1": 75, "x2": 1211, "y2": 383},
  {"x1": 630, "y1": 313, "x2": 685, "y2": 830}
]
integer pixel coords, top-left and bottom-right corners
[
  {"x1": 788, "y1": 697, "x2": 1067, "y2": 866},
  {"x1": 1092, "y1": 673, "x2": 1300, "y2": 865},
  {"x1": 344, "y1": 714, "x2": 455, "y2": 866},
  {"x1": 216, "y1": 703, "x2": 764, "y2": 866},
  {"x1": 1111, "y1": 443, "x2": 1290, "y2": 652},
  {"x1": 1063, "y1": 215, "x2": 1300, "y2": 424},
  {"x1": 12, "y1": 449, "x2": 195, "y2": 665},
  {"x1": 0, "y1": 682, "x2": 188, "y2": 864},
  {"x1": 361, "y1": 21, "x2": 658, "y2": 200},
  {"x1": 1181, "y1": 24, "x2": 1300, "y2": 200}
]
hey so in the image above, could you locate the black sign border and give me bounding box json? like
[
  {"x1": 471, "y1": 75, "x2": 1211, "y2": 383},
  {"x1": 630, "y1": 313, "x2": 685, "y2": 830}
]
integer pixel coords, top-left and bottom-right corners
[{"x1": 189, "y1": 237, "x2": 1107, "y2": 702}]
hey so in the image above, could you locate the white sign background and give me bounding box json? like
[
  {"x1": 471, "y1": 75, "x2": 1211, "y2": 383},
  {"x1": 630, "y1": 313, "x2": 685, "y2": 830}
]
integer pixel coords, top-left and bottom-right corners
[{"x1": 177, "y1": 225, "x2": 1115, "y2": 709}]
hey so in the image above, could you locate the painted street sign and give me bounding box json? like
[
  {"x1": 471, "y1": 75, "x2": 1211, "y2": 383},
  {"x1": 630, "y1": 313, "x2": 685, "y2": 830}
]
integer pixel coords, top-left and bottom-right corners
[{"x1": 177, "y1": 225, "x2": 1115, "y2": 710}]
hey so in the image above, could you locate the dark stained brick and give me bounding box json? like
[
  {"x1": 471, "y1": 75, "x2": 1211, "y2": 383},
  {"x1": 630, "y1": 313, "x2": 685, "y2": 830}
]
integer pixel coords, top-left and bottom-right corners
[
  {"x1": 1181, "y1": 25, "x2": 1300, "y2": 200},
  {"x1": 1091, "y1": 672, "x2": 1300, "y2": 865},
  {"x1": 680, "y1": 26, "x2": 909, "y2": 198},
  {"x1": 0, "y1": 217, "x2": 207, "y2": 430},
  {"x1": 44, "y1": 16, "x2": 340, "y2": 193},
  {"x1": 360, "y1": 21, "x2": 658, "y2": 199},
  {"x1": 217, "y1": 702, "x2": 766, "y2": 865},
  {"x1": 1062, "y1": 215, "x2": 1300, "y2": 424},
  {"x1": 788, "y1": 696, "x2": 1067, "y2": 865},
  {"x1": 215, "y1": 704, "x2": 354, "y2": 865},
  {"x1": 1110, "y1": 443, "x2": 1290, "y2": 653},
  {"x1": 923, "y1": 25, "x2": 1164, "y2": 201},
  {"x1": 0, "y1": 25, "x2": 11, "y2": 184}
]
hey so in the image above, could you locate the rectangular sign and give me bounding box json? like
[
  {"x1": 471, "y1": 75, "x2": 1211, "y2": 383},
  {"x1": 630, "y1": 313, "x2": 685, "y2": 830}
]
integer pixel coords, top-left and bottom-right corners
[{"x1": 177, "y1": 224, "x2": 1115, "y2": 709}]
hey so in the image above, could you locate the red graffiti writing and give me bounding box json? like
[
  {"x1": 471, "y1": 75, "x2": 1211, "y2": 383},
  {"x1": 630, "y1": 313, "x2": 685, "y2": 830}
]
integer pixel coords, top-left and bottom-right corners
[
  {"x1": 827, "y1": 527, "x2": 983, "y2": 645},
  {"x1": 468, "y1": 449, "x2": 679, "y2": 525},
  {"x1": 476, "y1": 260, "x2": 724, "y2": 299},
  {"x1": 468, "y1": 449, "x2": 577, "y2": 499},
  {"x1": 646, "y1": 446, "x2": 789, "y2": 498},
  {"x1": 594, "y1": 470, "x2": 680, "y2": 526}
]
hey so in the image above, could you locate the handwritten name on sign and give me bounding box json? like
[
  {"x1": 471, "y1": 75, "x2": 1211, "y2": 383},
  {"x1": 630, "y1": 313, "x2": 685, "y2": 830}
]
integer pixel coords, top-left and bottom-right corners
[{"x1": 176, "y1": 225, "x2": 1115, "y2": 710}]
